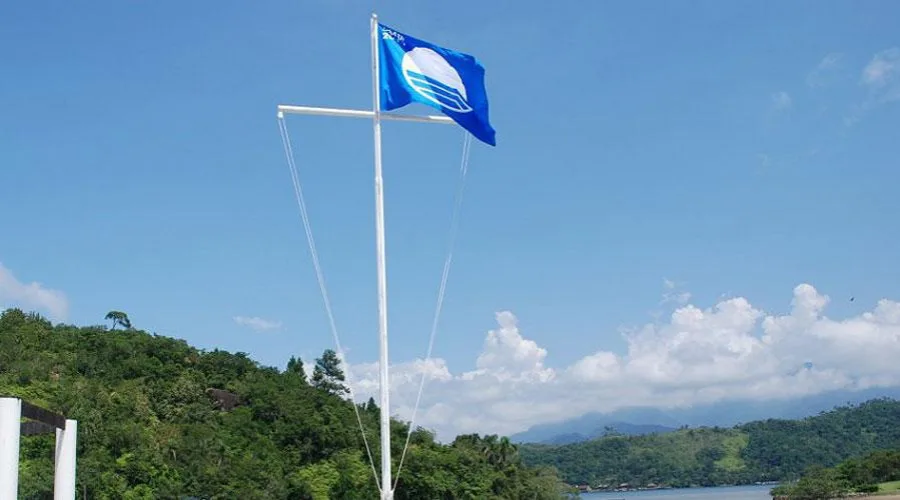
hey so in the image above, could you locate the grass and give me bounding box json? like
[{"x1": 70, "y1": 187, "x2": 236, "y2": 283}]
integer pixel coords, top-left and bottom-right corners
[
  {"x1": 879, "y1": 481, "x2": 900, "y2": 493},
  {"x1": 715, "y1": 432, "x2": 749, "y2": 472}
]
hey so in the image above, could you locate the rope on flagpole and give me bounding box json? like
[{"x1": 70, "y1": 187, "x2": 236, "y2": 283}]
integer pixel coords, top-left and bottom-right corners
[
  {"x1": 393, "y1": 131, "x2": 473, "y2": 490},
  {"x1": 277, "y1": 114, "x2": 383, "y2": 495}
]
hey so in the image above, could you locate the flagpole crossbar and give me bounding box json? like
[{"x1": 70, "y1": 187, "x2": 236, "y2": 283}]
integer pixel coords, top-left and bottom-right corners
[{"x1": 277, "y1": 104, "x2": 453, "y2": 125}]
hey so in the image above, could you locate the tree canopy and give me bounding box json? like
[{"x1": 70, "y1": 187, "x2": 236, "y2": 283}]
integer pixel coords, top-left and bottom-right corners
[
  {"x1": 0, "y1": 308, "x2": 572, "y2": 499},
  {"x1": 770, "y1": 448, "x2": 900, "y2": 499},
  {"x1": 310, "y1": 349, "x2": 349, "y2": 397},
  {"x1": 520, "y1": 398, "x2": 900, "y2": 491},
  {"x1": 103, "y1": 310, "x2": 131, "y2": 330}
]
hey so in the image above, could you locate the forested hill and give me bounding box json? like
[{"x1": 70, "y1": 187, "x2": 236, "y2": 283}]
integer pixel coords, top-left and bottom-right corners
[
  {"x1": 520, "y1": 397, "x2": 900, "y2": 490},
  {"x1": 0, "y1": 308, "x2": 569, "y2": 499}
]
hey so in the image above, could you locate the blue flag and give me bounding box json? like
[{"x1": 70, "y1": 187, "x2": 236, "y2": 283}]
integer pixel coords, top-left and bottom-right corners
[{"x1": 378, "y1": 23, "x2": 496, "y2": 146}]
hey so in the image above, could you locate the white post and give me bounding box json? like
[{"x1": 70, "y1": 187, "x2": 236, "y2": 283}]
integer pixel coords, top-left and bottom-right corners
[
  {"x1": 0, "y1": 397, "x2": 22, "y2": 499},
  {"x1": 54, "y1": 419, "x2": 77, "y2": 500},
  {"x1": 371, "y1": 12, "x2": 393, "y2": 500}
]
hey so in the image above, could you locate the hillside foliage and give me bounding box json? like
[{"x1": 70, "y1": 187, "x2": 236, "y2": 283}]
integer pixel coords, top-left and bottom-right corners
[
  {"x1": 770, "y1": 448, "x2": 900, "y2": 499},
  {"x1": 520, "y1": 398, "x2": 900, "y2": 489},
  {"x1": 0, "y1": 308, "x2": 570, "y2": 499}
]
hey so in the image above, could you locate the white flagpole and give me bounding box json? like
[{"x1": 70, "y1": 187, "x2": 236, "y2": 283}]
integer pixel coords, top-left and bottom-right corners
[
  {"x1": 278, "y1": 16, "x2": 456, "y2": 497},
  {"x1": 370, "y1": 12, "x2": 393, "y2": 500}
]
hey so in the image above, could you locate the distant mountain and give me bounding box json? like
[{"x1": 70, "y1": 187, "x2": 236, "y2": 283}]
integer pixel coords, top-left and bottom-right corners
[
  {"x1": 511, "y1": 386, "x2": 900, "y2": 444},
  {"x1": 664, "y1": 386, "x2": 900, "y2": 426},
  {"x1": 542, "y1": 423, "x2": 678, "y2": 445},
  {"x1": 511, "y1": 407, "x2": 681, "y2": 444}
]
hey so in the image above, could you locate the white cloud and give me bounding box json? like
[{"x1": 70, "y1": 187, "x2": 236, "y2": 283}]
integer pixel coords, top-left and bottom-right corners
[
  {"x1": 0, "y1": 262, "x2": 68, "y2": 322},
  {"x1": 473, "y1": 311, "x2": 554, "y2": 382},
  {"x1": 848, "y1": 47, "x2": 900, "y2": 125},
  {"x1": 661, "y1": 278, "x2": 691, "y2": 306},
  {"x1": 862, "y1": 47, "x2": 900, "y2": 89},
  {"x1": 233, "y1": 315, "x2": 282, "y2": 332},
  {"x1": 807, "y1": 52, "x2": 842, "y2": 87},
  {"x1": 347, "y1": 283, "x2": 900, "y2": 441},
  {"x1": 771, "y1": 91, "x2": 792, "y2": 111}
]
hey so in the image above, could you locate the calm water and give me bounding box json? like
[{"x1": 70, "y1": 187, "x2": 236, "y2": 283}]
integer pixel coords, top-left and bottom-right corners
[{"x1": 582, "y1": 484, "x2": 776, "y2": 499}]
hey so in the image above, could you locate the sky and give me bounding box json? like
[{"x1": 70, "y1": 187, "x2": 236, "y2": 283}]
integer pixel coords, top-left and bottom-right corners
[{"x1": 2, "y1": 1, "x2": 900, "y2": 441}]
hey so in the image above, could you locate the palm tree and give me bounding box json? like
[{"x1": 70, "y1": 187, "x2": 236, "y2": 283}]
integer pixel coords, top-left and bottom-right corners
[
  {"x1": 481, "y1": 434, "x2": 499, "y2": 464},
  {"x1": 497, "y1": 436, "x2": 518, "y2": 467}
]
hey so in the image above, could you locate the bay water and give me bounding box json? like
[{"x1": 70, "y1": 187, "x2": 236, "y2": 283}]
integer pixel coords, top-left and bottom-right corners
[{"x1": 581, "y1": 484, "x2": 775, "y2": 499}]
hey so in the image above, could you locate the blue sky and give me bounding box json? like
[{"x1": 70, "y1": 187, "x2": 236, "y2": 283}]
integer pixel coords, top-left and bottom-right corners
[{"x1": 3, "y1": 1, "x2": 900, "y2": 438}]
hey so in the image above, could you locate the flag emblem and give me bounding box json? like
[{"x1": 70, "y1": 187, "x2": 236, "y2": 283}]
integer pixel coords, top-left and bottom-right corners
[
  {"x1": 402, "y1": 47, "x2": 473, "y2": 114},
  {"x1": 378, "y1": 23, "x2": 496, "y2": 146}
]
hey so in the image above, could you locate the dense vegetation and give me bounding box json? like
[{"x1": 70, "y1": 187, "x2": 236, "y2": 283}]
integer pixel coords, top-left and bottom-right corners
[
  {"x1": 520, "y1": 398, "x2": 900, "y2": 490},
  {"x1": 0, "y1": 308, "x2": 570, "y2": 499},
  {"x1": 770, "y1": 448, "x2": 900, "y2": 499}
]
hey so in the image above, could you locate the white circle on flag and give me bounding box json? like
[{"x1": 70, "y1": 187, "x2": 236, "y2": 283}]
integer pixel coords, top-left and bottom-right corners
[{"x1": 401, "y1": 47, "x2": 472, "y2": 113}]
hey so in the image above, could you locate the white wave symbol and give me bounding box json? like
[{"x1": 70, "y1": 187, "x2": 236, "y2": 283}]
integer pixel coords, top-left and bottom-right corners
[{"x1": 401, "y1": 47, "x2": 473, "y2": 113}]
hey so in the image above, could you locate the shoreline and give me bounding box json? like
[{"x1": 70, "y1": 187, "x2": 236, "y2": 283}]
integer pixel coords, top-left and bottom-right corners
[{"x1": 574, "y1": 483, "x2": 778, "y2": 494}]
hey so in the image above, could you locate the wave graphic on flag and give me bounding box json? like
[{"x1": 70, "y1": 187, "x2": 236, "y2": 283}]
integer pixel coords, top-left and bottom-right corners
[
  {"x1": 401, "y1": 47, "x2": 473, "y2": 114},
  {"x1": 404, "y1": 71, "x2": 473, "y2": 113}
]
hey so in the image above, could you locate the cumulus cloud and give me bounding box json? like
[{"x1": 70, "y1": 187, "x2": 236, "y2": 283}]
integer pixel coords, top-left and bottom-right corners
[
  {"x1": 233, "y1": 315, "x2": 282, "y2": 332},
  {"x1": 0, "y1": 262, "x2": 68, "y2": 322},
  {"x1": 347, "y1": 284, "x2": 900, "y2": 441}
]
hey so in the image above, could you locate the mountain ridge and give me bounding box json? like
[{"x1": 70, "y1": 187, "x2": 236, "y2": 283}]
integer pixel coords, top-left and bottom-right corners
[
  {"x1": 511, "y1": 386, "x2": 900, "y2": 444},
  {"x1": 519, "y1": 397, "x2": 900, "y2": 488}
]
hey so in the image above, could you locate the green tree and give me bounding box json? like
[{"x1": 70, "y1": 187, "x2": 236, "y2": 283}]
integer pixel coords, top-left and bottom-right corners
[
  {"x1": 286, "y1": 355, "x2": 307, "y2": 383},
  {"x1": 771, "y1": 465, "x2": 848, "y2": 499},
  {"x1": 1, "y1": 307, "x2": 577, "y2": 499},
  {"x1": 521, "y1": 398, "x2": 900, "y2": 489},
  {"x1": 105, "y1": 310, "x2": 132, "y2": 330},
  {"x1": 311, "y1": 349, "x2": 349, "y2": 396}
]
